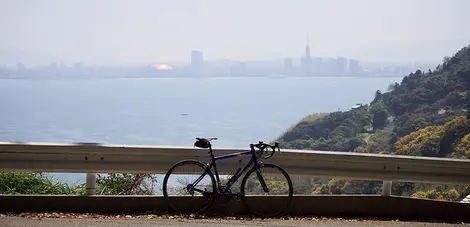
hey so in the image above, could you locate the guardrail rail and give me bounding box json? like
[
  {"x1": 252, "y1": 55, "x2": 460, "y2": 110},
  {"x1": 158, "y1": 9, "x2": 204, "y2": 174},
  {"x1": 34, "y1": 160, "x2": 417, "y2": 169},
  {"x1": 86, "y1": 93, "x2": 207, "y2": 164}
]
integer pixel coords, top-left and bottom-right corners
[{"x1": 1, "y1": 141, "x2": 470, "y2": 196}]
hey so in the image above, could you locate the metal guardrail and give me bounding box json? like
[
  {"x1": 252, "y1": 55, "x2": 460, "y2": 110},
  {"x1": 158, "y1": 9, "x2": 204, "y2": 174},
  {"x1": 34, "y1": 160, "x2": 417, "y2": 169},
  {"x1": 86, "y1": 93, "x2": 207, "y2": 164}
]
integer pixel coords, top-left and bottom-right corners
[{"x1": 1, "y1": 141, "x2": 470, "y2": 196}]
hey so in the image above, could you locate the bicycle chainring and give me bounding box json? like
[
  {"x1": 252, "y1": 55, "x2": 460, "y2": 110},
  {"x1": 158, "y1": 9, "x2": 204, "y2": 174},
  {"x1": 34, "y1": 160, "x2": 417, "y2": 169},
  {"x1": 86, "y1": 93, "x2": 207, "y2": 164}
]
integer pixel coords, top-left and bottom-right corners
[
  {"x1": 218, "y1": 186, "x2": 234, "y2": 203},
  {"x1": 218, "y1": 186, "x2": 231, "y2": 194}
]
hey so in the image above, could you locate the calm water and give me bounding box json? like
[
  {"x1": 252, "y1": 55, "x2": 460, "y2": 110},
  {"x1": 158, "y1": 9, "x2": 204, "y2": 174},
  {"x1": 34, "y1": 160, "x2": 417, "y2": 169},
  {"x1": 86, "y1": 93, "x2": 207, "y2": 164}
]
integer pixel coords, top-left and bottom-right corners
[{"x1": 0, "y1": 76, "x2": 402, "y2": 184}]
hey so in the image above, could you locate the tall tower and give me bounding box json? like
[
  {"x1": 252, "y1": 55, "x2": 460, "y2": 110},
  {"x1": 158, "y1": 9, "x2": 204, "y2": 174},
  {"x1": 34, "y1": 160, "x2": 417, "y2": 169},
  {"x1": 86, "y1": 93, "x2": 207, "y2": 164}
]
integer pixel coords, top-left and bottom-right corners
[
  {"x1": 301, "y1": 33, "x2": 312, "y2": 76},
  {"x1": 305, "y1": 33, "x2": 311, "y2": 59}
]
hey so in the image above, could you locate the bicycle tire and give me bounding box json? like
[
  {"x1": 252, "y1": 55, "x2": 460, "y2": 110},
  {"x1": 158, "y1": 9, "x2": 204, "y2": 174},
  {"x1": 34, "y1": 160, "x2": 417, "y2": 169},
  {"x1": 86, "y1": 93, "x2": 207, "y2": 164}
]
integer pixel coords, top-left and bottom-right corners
[
  {"x1": 163, "y1": 160, "x2": 216, "y2": 215},
  {"x1": 240, "y1": 163, "x2": 293, "y2": 218}
]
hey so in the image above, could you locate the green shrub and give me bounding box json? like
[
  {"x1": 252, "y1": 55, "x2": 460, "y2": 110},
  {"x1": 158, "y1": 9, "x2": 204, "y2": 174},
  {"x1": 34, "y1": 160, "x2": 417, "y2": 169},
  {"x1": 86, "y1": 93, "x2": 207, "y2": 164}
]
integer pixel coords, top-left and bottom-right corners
[{"x1": 0, "y1": 172, "x2": 84, "y2": 195}]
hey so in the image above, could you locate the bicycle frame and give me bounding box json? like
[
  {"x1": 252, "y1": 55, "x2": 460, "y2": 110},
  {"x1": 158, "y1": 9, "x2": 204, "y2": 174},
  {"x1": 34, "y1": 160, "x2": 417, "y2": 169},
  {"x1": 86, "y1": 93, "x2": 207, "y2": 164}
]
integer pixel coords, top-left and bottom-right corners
[
  {"x1": 190, "y1": 146, "x2": 262, "y2": 194},
  {"x1": 165, "y1": 140, "x2": 291, "y2": 217}
]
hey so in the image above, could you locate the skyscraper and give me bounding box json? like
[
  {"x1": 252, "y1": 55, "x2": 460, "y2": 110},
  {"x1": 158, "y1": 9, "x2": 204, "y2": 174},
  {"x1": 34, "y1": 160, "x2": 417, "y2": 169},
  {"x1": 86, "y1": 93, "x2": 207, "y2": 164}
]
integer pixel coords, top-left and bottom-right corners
[
  {"x1": 300, "y1": 34, "x2": 313, "y2": 76},
  {"x1": 348, "y1": 59, "x2": 363, "y2": 75},
  {"x1": 336, "y1": 57, "x2": 348, "y2": 75},
  {"x1": 283, "y1": 58, "x2": 294, "y2": 76},
  {"x1": 304, "y1": 37, "x2": 311, "y2": 60}
]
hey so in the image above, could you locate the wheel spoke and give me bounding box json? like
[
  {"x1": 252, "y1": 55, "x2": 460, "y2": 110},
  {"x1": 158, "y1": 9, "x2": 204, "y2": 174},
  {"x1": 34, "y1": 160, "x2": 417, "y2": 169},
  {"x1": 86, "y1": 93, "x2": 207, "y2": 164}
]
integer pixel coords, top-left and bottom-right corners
[
  {"x1": 163, "y1": 160, "x2": 216, "y2": 214},
  {"x1": 241, "y1": 163, "x2": 293, "y2": 218}
]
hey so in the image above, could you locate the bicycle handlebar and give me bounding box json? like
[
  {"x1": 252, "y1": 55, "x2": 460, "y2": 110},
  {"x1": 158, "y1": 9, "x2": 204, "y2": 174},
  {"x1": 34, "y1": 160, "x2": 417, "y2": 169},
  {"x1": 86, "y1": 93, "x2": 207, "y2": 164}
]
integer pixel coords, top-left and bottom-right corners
[
  {"x1": 250, "y1": 141, "x2": 280, "y2": 159},
  {"x1": 194, "y1": 137, "x2": 279, "y2": 158}
]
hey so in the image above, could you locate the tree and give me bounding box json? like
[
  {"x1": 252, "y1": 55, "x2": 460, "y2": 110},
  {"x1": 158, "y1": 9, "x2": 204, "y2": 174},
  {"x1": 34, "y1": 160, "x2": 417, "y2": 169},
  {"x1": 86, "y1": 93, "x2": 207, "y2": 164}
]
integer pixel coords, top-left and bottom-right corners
[
  {"x1": 327, "y1": 179, "x2": 346, "y2": 195},
  {"x1": 387, "y1": 82, "x2": 399, "y2": 92},
  {"x1": 394, "y1": 125, "x2": 445, "y2": 157},
  {"x1": 96, "y1": 173, "x2": 158, "y2": 195},
  {"x1": 370, "y1": 101, "x2": 389, "y2": 130},
  {"x1": 370, "y1": 90, "x2": 383, "y2": 105},
  {"x1": 454, "y1": 133, "x2": 470, "y2": 158},
  {"x1": 285, "y1": 139, "x2": 313, "y2": 150},
  {"x1": 443, "y1": 56, "x2": 451, "y2": 69},
  {"x1": 439, "y1": 116, "x2": 470, "y2": 157}
]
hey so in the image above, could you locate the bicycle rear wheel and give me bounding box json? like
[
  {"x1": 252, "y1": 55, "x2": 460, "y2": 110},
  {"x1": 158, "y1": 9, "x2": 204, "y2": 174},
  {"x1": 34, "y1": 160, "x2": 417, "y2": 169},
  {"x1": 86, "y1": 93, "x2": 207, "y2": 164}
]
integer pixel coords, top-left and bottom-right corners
[
  {"x1": 163, "y1": 160, "x2": 216, "y2": 215},
  {"x1": 240, "y1": 163, "x2": 293, "y2": 218}
]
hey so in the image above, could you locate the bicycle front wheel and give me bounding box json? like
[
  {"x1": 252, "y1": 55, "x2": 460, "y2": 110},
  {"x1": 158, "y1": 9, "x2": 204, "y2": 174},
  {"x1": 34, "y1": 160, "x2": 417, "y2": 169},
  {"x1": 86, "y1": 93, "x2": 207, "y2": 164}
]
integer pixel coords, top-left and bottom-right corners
[
  {"x1": 240, "y1": 163, "x2": 293, "y2": 218},
  {"x1": 163, "y1": 160, "x2": 216, "y2": 215}
]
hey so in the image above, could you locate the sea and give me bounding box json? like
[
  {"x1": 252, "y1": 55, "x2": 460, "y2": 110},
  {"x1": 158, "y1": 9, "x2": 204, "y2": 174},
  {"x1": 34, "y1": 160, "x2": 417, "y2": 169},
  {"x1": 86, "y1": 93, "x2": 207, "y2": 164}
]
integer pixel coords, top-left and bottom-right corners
[{"x1": 0, "y1": 76, "x2": 403, "y2": 185}]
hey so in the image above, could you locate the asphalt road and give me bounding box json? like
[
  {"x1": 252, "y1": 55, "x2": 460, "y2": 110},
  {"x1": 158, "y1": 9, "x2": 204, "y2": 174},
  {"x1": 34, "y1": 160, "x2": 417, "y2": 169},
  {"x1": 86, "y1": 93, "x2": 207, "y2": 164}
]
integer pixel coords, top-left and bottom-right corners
[{"x1": 1, "y1": 217, "x2": 468, "y2": 227}]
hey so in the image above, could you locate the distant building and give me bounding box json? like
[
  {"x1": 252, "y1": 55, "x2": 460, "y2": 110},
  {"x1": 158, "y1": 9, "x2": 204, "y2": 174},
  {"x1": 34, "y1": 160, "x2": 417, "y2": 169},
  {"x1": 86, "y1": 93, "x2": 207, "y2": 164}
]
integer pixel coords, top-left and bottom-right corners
[
  {"x1": 336, "y1": 57, "x2": 347, "y2": 74},
  {"x1": 351, "y1": 103, "x2": 364, "y2": 109},
  {"x1": 49, "y1": 62, "x2": 58, "y2": 69},
  {"x1": 283, "y1": 58, "x2": 294, "y2": 76},
  {"x1": 229, "y1": 62, "x2": 247, "y2": 77},
  {"x1": 300, "y1": 42, "x2": 313, "y2": 76},
  {"x1": 16, "y1": 62, "x2": 25, "y2": 70},
  {"x1": 74, "y1": 62, "x2": 84, "y2": 69},
  {"x1": 312, "y1": 57, "x2": 323, "y2": 75},
  {"x1": 324, "y1": 58, "x2": 337, "y2": 75},
  {"x1": 348, "y1": 59, "x2": 363, "y2": 75},
  {"x1": 191, "y1": 51, "x2": 204, "y2": 75},
  {"x1": 284, "y1": 58, "x2": 294, "y2": 69},
  {"x1": 284, "y1": 58, "x2": 293, "y2": 69}
]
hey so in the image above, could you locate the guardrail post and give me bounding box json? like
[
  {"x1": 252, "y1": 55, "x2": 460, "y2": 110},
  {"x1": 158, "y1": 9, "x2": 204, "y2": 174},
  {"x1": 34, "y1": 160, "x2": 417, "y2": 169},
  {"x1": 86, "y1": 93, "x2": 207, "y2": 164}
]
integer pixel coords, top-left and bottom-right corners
[
  {"x1": 382, "y1": 180, "x2": 392, "y2": 196},
  {"x1": 86, "y1": 173, "x2": 96, "y2": 196}
]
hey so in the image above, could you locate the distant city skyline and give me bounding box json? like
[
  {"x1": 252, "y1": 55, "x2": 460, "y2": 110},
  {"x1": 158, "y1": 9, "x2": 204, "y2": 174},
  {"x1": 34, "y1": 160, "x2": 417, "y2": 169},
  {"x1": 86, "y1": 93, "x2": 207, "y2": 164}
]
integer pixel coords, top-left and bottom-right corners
[
  {"x1": 1, "y1": 43, "x2": 434, "y2": 80},
  {"x1": 1, "y1": 0, "x2": 470, "y2": 66},
  {"x1": 0, "y1": 45, "x2": 451, "y2": 69}
]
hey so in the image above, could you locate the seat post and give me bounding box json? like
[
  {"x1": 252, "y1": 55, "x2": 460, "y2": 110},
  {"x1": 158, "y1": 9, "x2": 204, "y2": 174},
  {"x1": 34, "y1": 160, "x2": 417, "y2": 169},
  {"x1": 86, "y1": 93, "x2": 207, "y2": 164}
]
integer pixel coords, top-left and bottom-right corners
[{"x1": 208, "y1": 145, "x2": 215, "y2": 160}]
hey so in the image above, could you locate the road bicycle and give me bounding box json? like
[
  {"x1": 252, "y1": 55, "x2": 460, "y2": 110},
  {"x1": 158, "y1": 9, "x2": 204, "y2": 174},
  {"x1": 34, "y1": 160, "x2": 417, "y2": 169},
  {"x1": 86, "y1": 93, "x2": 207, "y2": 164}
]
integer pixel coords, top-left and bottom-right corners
[{"x1": 162, "y1": 137, "x2": 293, "y2": 218}]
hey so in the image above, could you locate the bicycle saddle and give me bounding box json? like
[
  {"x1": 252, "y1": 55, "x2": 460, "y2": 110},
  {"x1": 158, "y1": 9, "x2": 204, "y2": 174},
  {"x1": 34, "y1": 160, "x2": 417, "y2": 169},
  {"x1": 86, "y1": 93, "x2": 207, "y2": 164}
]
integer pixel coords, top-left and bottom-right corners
[{"x1": 194, "y1": 137, "x2": 217, "y2": 149}]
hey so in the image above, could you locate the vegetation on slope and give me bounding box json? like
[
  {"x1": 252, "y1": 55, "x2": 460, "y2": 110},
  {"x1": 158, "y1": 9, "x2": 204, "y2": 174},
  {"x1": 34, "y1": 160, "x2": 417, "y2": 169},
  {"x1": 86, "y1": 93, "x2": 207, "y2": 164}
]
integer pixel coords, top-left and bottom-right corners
[
  {"x1": 278, "y1": 44, "x2": 470, "y2": 200},
  {"x1": 279, "y1": 44, "x2": 470, "y2": 157}
]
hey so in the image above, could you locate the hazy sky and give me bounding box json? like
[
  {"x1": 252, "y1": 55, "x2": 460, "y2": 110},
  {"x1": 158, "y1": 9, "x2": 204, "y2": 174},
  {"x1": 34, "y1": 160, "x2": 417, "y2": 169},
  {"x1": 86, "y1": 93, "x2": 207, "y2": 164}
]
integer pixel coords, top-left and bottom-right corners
[{"x1": 1, "y1": 0, "x2": 470, "y2": 65}]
